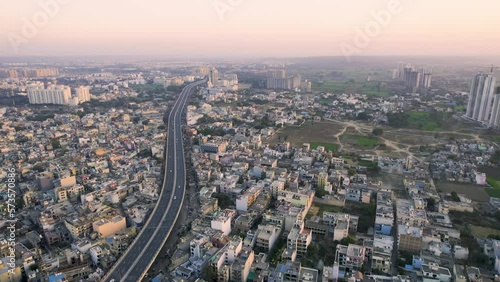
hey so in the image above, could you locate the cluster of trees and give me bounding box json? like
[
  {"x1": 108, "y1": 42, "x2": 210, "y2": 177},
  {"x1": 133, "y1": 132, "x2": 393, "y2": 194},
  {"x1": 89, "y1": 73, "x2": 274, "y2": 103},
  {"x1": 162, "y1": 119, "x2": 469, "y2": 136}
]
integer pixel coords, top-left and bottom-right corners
[
  {"x1": 387, "y1": 112, "x2": 410, "y2": 128},
  {"x1": 211, "y1": 193, "x2": 232, "y2": 209},
  {"x1": 27, "y1": 113, "x2": 56, "y2": 122},
  {"x1": 51, "y1": 139, "x2": 61, "y2": 149},
  {"x1": 198, "y1": 127, "x2": 227, "y2": 137},
  {"x1": 371, "y1": 128, "x2": 383, "y2": 136},
  {"x1": 356, "y1": 111, "x2": 372, "y2": 121},
  {"x1": 490, "y1": 150, "x2": 500, "y2": 165},
  {"x1": 197, "y1": 115, "x2": 218, "y2": 125}
]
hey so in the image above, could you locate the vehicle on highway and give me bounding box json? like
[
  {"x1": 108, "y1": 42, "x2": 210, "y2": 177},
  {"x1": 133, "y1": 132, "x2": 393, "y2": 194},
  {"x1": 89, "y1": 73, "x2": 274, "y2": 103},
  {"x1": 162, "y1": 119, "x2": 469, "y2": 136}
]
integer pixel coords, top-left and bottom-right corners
[{"x1": 174, "y1": 196, "x2": 177, "y2": 200}]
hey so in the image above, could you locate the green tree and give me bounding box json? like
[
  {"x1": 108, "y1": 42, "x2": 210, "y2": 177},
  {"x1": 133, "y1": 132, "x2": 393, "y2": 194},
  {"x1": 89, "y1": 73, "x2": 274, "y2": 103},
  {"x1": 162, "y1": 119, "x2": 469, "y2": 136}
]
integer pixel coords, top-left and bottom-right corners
[
  {"x1": 202, "y1": 264, "x2": 217, "y2": 282},
  {"x1": 490, "y1": 150, "x2": 500, "y2": 165},
  {"x1": 348, "y1": 168, "x2": 357, "y2": 176},
  {"x1": 340, "y1": 236, "x2": 356, "y2": 245},
  {"x1": 387, "y1": 112, "x2": 409, "y2": 128},
  {"x1": 76, "y1": 111, "x2": 86, "y2": 118},
  {"x1": 15, "y1": 198, "x2": 24, "y2": 210},
  {"x1": 356, "y1": 112, "x2": 370, "y2": 120},
  {"x1": 315, "y1": 189, "x2": 328, "y2": 198},
  {"x1": 451, "y1": 191, "x2": 460, "y2": 202},
  {"x1": 372, "y1": 128, "x2": 383, "y2": 136},
  {"x1": 51, "y1": 139, "x2": 61, "y2": 149},
  {"x1": 426, "y1": 198, "x2": 436, "y2": 211}
]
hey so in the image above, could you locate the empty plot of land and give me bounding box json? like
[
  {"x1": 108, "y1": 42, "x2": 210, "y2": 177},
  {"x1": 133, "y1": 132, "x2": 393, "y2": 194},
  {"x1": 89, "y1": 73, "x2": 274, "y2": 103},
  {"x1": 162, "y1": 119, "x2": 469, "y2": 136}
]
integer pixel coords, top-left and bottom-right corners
[
  {"x1": 436, "y1": 182, "x2": 490, "y2": 202},
  {"x1": 341, "y1": 134, "x2": 379, "y2": 147},
  {"x1": 470, "y1": 225, "x2": 500, "y2": 238},
  {"x1": 270, "y1": 122, "x2": 344, "y2": 146},
  {"x1": 307, "y1": 203, "x2": 342, "y2": 218}
]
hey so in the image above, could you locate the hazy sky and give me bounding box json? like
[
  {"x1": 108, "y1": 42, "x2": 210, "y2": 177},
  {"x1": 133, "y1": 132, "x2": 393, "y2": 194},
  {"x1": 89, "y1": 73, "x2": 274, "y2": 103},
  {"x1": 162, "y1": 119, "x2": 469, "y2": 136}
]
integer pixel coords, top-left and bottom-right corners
[{"x1": 1, "y1": 0, "x2": 500, "y2": 58}]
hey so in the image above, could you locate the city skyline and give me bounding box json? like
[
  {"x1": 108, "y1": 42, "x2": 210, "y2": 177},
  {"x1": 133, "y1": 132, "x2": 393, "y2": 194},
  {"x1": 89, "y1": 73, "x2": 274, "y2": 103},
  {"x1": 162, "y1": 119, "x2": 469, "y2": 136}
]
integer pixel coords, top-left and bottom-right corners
[{"x1": 1, "y1": 0, "x2": 500, "y2": 58}]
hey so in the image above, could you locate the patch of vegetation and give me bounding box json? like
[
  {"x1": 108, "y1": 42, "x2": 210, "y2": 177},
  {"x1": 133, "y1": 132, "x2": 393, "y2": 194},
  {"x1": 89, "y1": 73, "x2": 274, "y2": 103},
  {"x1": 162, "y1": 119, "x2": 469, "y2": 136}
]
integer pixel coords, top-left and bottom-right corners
[
  {"x1": 461, "y1": 231, "x2": 490, "y2": 266},
  {"x1": 387, "y1": 111, "x2": 452, "y2": 131},
  {"x1": 487, "y1": 176, "x2": 500, "y2": 190},
  {"x1": 27, "y1": 113, "x2": 55, "y2": 122},
  {"x1": 313, "y1": 80, "x2": 390, "y2": 97},
  {"x1": 302, "y1": 243, "x2": 321, "y2": 268},
  {"x1": 372, "y1": 128, "x2": 383, "y2": 136},
  {"x1": 268, "y1": 238, "x2": 286, "y2": 265},
  {"x1": 198, "y1": 127, "x2": 226, "y2": 136},
  {"x1": 343, "y1": 134, "x2": 379, "y2": 147},
  {"x1": 129, "y1": 83, "x2": 166, "y2": 94},
  {"x1": 211, "y1": 193, "x2": 233, "y2": 209},
  {"x1": 490, "y1": 150, "x2": 500, "y2": 165},
  {"x1": 486, "y1": 189, "x2": 500, "y2": 198},
  {"x1": 344, "y1": 202, "x2": 376, "y2": 233},
  {"x1": 340, "y1": 236, "x2": 356, "y2": 245},
  {"x1": 310, "y1": 142, "x2": 338, "y2": 152},
  {"x1": 137, "y1": 149, "x2": 152, "y2": 158}
]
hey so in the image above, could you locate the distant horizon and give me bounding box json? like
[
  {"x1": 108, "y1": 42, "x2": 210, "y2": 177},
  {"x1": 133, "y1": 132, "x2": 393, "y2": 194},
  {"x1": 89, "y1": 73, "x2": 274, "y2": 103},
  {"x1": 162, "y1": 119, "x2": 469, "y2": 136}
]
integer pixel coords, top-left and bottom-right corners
[
  {"x1": 2, "y1": 0, "x2": 500, "y2": 59},
  {"x1": 1, "y1": 54, "x2": 499, "y2": 62}
]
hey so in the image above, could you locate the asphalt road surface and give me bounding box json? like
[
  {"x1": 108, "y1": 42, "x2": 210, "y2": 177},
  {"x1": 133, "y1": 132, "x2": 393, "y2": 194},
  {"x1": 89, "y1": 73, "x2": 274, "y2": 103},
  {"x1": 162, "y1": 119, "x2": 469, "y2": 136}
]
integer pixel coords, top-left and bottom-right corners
[{"x1": 102, "y1": 80, "x2": 205, "y2": 282}]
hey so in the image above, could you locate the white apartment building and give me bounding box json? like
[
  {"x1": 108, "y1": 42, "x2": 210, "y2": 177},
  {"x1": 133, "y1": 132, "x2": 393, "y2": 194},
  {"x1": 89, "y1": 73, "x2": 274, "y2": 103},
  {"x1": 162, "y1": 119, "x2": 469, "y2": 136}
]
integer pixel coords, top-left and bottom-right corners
[
  {"x1": 28, "y1": 84, "x2": 71, "y2": 105},
  {"x1": 211, "y1": 209, "x2": 237, "y2": 235},
  {"x1": 75, "y1": 86, "x2": 91, "y2": 103}
]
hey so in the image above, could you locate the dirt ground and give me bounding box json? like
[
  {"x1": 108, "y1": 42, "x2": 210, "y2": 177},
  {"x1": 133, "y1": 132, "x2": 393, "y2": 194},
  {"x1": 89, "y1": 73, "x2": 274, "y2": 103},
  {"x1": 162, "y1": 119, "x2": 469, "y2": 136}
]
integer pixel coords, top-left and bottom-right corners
[
  {"x1": 269, "y1": 121, "x2": 345, "y2": 147},
  {"x1": 436, "y1": 182, "x2": 490, "y2": 202},
  {"x1": 265, "y1": 118, "x2": 493, "y2": 161}
]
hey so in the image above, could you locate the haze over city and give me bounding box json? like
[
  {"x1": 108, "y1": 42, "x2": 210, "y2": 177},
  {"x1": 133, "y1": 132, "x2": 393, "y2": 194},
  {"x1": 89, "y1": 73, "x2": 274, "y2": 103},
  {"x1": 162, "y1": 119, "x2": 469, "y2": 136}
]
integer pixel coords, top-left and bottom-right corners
[
  {"x1": 2, "y1": 0, "x2": 500, "y2": 58},
  {"x1": 3, "y1": 1, "x2": 500, "y2": 282}
]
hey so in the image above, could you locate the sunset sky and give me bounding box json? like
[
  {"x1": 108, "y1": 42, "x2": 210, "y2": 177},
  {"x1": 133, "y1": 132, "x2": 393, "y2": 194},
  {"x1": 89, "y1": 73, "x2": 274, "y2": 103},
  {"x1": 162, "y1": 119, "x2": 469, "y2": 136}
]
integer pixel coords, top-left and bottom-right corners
[{"x1": 1, "y1": 0, "x2": 500, "y2": 58}]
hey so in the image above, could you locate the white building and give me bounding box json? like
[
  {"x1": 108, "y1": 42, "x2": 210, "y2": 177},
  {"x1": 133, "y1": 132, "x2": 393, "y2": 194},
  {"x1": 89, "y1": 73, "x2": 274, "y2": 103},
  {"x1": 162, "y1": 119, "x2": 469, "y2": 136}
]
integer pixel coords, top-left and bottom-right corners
[
  {"x1": 422, "y1": 263, "x2": 452, "y2": 282},
  {"x1": 75, "y1": 86, "x2": 91, "y2": 103},
  {"x1": 256, "y1": 224, "x2": 281, "y2": 252},
  {"x1": 211, "y1": 209, "x2": 236, "y2": 235},
  {"x1": 89, "y1": 246, "x2": 104, "y2": 266},
  {"x1": 466, "y1": 72, "x2": 498, "y2": 125},
  {"x1": 28, "y1": 84, "x2": 72, "y2": 105},
  {"x1": 484, "y1": 239, "x2": 500, "y2": 274}
]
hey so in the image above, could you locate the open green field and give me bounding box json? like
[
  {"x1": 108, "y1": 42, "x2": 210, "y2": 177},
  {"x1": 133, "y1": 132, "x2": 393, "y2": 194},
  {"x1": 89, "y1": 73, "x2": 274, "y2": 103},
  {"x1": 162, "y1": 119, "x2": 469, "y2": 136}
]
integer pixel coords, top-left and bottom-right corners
[
  {"x1": 488, "y1": 136, "x2": 500, "y2": 143},
  {"x1": 487, "y1": 177, "x2": 500, "y2": 190},
  {"x1": 312, "y1": 80, "x2": 391, "y2": 97},
  {"x1": 310, "y1": 142, "x2": 338, "y2": 152},
  {"x1": 271, "y1": 122, "x2": 344, "y2": 146},
  {"x1": 408, "y1": 112, "x2": 440, "y2": 131},
  {"x1": 342, "y1": 134, "x2": 379, "y2": 147},
  {"x1": 470, "y1": 225, "x2": 500, "y2": 238},
  {"x1": 486, "y1": 176, "x2": 500, "y2": 197},
  {"x1": 436, "y1": 182, "x2": 490, "y2": 202}
]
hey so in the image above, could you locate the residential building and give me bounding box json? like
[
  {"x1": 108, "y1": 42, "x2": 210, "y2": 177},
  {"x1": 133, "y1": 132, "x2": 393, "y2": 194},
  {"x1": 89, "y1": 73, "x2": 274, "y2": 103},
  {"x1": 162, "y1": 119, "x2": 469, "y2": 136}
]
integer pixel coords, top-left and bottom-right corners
[
  {"x1": 333, "y1": 244, "x2": 367, "y2": 279},
  {"x1": 92, "y1": 215, "x2": 126, "y2": 238},
  {"x1": 211, "y1": 209, "x2": 237, "y2": 235},
  {"x1": 398, "y1": 225, "x2": 423, "y2": 253},
  {"x1": 466, "y1": 72, "x2": 497, "y2": 124},
  {"x1": 27, "y1": 84, "x2": 72, "y2": 105},
  {"x1": 256, "y1": 224, "x2": 281, "y2": 252}
]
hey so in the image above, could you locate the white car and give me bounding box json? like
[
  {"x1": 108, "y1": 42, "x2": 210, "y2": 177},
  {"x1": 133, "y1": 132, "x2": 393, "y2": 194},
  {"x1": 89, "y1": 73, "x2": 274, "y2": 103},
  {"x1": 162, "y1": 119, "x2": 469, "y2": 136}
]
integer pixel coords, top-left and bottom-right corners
[{"x1": 174, "y1": 196, "x2": 177, "y2": 200}]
